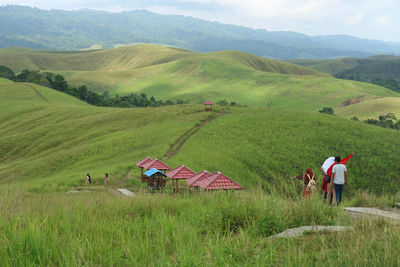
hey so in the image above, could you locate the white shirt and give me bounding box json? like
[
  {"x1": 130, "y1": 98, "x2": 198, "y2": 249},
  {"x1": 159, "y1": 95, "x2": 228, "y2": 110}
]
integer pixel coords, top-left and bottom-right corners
[
  {"x1": 321, "y1": 157, "x2": 335, "y2": 174},
  {"x1": 332, "y1": 164, "x2": 347, "y2": 184}
]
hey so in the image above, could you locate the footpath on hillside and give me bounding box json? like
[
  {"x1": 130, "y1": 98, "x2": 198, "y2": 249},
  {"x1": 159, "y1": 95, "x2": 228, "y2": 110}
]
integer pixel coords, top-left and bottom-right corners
[{"x1": 163, "y1": 111, "x2": 228, "y2": 160}]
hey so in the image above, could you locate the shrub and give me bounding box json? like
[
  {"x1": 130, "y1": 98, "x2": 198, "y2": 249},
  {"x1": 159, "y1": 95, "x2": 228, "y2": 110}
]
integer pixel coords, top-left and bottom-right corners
[{"x1": 319, "y1": 107, "x2": 334, "y2": 114}]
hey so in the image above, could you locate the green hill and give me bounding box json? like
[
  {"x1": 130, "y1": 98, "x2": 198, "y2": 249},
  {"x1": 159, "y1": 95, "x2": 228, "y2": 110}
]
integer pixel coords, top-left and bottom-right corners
[
  {"x1": 288, "y1": 58, "x2": 363, "y2": 74},
  {"x1": 1, "y1": 78, "x2": 400, "y2": 193},
  {"x1": 290, "y1": 56, "x2": 400, "y2": 94},
  {"x1": 2, "y1": 78, "x2": 400, "y2": 266},
  {"x1": 1, "y1": 44, "x2": 400, "y2": 118}
]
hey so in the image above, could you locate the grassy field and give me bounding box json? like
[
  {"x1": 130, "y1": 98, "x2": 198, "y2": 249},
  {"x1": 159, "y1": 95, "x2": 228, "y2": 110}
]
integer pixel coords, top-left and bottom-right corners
[
  {"x1": 2, "y1": 44, "x2": 400, "y2": 119},
  {"x1": 2, "y1": 78, "x2": 400, "y2": 193},
  {"x1": 2, "y1": 61, "x2": 400, "y2": 265},
  {"x1": 3, "y1": 187, "x2": 400, "y2": 266}
]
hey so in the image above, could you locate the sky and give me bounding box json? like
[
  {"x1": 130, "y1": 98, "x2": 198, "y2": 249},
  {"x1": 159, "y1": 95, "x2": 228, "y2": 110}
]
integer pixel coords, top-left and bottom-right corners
[{"x1": 1, "y1": 0, "x2": 400, "y2": 42}]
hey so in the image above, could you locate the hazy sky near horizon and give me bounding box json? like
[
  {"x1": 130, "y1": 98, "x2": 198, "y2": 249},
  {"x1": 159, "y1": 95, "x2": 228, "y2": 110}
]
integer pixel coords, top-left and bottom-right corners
[{"x1": 1, "y1": 0, "x2": 400, "y2": 42}]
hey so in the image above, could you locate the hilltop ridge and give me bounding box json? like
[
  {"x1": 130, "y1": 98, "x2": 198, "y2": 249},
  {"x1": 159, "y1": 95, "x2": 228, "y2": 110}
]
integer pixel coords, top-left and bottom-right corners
[{"x1": 1, "y1": 44, "x2": 400, "y2": 118}]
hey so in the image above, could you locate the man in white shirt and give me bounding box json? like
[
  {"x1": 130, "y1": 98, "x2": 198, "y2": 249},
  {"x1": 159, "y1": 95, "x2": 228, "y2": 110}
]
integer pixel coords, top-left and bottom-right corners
[{"x1": 331, "y1": 156, "x2": 348, "y2": 205}]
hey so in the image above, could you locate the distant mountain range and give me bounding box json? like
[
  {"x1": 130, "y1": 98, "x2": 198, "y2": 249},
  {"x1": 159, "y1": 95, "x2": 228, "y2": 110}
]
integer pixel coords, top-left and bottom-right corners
[{"x1": 1, "y1": 5, "x2": 400, "y2": 59}]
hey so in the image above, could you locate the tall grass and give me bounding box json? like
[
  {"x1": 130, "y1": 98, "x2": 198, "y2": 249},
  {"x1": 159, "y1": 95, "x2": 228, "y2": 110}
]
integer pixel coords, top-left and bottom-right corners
[
  {"x1": 2, "y1": 187, "x2": 400, "y2": 266},
  {"x1": 0, "y1": 188, "x2": 348, "y2": 266}
]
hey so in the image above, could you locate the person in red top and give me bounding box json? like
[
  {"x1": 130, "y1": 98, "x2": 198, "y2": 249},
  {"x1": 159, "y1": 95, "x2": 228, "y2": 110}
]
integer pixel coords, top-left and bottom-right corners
[
  {"x1": 292, "y1": 168, "x2": 316, "y2": 197},
  {"x1": 104, "y1": 173, "x2": 108, "y2": 185},
  {"x1": 321, "y1": 153, "x2": 353, "y2": 204}
]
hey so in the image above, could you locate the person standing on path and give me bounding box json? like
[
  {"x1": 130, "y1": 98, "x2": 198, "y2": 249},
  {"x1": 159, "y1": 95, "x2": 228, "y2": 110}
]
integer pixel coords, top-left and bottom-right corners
[
  {"x1": 86, "y1": 173, "x2": 91, "y2": 185},
  {"x1": 104, "y1": 173, "x2": 108, "y2": 185},
  {"x1": 292, "y1": 168, "x2": 316, "y2": 198},
  {"x1": 321, "y1": 157, "x2": 336, "y2": 204},
  {"x1": 331, "y1": 156, "x2": 348, "y2": 205}
]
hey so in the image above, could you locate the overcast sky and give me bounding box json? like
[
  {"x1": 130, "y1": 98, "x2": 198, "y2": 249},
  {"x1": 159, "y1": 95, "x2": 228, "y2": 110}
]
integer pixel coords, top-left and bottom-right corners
[{"x1": 1, "y1": 0, "x2": 400, "y2": 42}]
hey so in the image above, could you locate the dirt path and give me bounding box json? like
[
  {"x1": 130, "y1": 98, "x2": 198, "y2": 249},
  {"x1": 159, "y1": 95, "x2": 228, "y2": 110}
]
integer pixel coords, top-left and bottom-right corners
[
  {"x1": 25, "y1": 84, "x2": 50, "y2": 103},
  {"x1": 163, "y1": 111, "x2": 228, "y2": 160}
]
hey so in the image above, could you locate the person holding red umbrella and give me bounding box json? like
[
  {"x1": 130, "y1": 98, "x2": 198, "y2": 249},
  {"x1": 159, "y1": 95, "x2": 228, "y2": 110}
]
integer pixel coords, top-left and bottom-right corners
[{"x1": 321, "y1": 153, "x2": 353, "y2": 204}]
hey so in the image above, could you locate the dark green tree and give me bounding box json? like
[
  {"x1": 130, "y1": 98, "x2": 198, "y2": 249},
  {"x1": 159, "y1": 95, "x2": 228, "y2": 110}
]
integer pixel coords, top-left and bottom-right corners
[{"x1": 0, "y1": 65, "x2": 15, "y2": 80}]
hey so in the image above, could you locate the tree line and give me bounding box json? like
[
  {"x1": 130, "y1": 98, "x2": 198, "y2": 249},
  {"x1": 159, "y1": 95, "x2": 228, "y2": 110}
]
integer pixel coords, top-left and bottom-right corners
[
  {"x1": 351, "y1": 113, "x2": 400, "y2": 130},
  {"x1": 0, "y1": 66, "x2": 185, "y2": 107},
  {"x1": 335, "y1": 73, "x2": 400, "y2": 93}
]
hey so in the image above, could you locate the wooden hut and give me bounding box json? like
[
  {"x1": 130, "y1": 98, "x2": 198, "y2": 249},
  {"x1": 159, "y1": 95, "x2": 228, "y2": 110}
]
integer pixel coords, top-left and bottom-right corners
[
  {"x1": 166, "y1": 165, "x2": 196, "y2": 193},
  {"x1": 187, "y1": 170, "x2": 211, "y2": 190},
  {"x1": 141, "y1": 159, "x2": 170, "y2": 182},
  {"x1": 144, "y1": 168, "x2": 168, "y2": 191},
  {"x1": 197, "y1": 171, "x2": 243, "y2": 191},
  {"x1": 203, "y1": 100, "x2": 214, "y2": 112},
  {"x1": 136, "y1": 157, "x2": 153, "y2": 177}
]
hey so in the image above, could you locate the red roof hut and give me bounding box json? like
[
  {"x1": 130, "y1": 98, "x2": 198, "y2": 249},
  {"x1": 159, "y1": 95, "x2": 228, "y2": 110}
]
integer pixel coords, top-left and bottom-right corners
[
  {"x1": 203, "y1": 100, "x2": 214, "y2": 112},
  {"x1": 141, "y1": 159, "x2": 170, "y2": 182},
  {"x1": 167, "y1": 165, "x2": 196, "y2": 193},
  {"x1": 136, "y1": 157, "x2": 153, "y2": 177},
  {"x1": 197, "y1": 171, "x2": 243, "y2": 191},
  {"x1": 187, "y1": 170, "x2": 211, "y2": 188},
  {"x1": 143, "y1": 159, "x2": 170, "y2": 171},
  {"x1": 136, "y1": 157, "x2": 153, "y2": 168}
]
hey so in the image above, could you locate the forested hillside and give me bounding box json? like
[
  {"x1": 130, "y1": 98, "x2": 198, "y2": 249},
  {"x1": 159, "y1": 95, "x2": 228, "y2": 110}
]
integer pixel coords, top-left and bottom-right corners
[
  {"x1": 290, "y1": 56, "x2": 400, "y2": 93},
  {"x1": 1, "y1": 5, "x2": 400, "y2": 59}
]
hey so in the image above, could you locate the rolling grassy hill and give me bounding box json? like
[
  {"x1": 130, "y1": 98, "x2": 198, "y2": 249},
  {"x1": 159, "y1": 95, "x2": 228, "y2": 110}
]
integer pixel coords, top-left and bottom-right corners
[
  {"x1": 1, "y1": 44, "x2": 400, "y2": 118},
  {"x1": 290, "y1": 56, "x2": 400, "y2": 95},
  {"x1": 1, "y1": 78, "x2": 400, "y2": 193},
  {"x1": 2, "y1": 78, "x2": 400, "y2": 265},
  {"x1": 290, "y1": 55, "x2": 400, "y2": 76}
]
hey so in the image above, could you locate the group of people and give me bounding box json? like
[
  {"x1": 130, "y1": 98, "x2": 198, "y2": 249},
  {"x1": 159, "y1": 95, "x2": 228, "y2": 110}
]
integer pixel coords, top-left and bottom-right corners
[
  {"x1": 292, "y1": 153, "x2": 353, "y2": 205},
  {"x1": 86, "y1": 173, "x2": 109, "y2": 185}
]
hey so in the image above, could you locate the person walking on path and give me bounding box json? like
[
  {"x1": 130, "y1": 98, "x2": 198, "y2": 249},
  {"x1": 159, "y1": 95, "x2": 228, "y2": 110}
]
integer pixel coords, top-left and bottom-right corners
[
  {"x1": 86, "y1": 173, "x2": 91, "y2": 185},
  {"x1": 104, "y1": 173, "x2": 109, "y2": 185},
  {"x1": 331, "y1": 156, "x2": 348, "y2": 205}
]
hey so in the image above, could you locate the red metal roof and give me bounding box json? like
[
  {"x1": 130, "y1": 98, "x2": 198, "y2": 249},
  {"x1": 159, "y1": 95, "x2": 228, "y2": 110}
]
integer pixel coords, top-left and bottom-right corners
[
  {"x1": 197, "y1": 171, "x2": 243, "y2": 190},
  {"x1": 203, "y1": 100, "x2": 214, "y2": 105},
  {"x1": 136, "y1": 157, "x2": 153, "y2": 168},
  {"x1": 166, "y1": 165, "x2": 196, "y2": 180},
  {"x1": 187, "y1": 170, "x2": 211, "y2": 187},
  {"x1": 142, "y1": 159, "x2": 170, "y2": 170}
]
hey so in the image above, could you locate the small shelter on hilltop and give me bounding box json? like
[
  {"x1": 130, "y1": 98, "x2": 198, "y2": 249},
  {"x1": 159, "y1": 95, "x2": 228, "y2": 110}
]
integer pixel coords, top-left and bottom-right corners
[
  {"x1": 136, "y1": 157, "x2": 153, "y2": 177},
  {"x1": 142, "y1": 159, "x2": 170, "y2": 182},
  {"x1": 203, "y1": 100, "x2": 214, "y2": 112},
  {"x1": 187, "y1": 170, "x2": 211, "y2": 189},
  {"x1": 167, "y1": 165, "x2": 196, "y2": 193},
  {"x1": 144, "y1": 168, "x2": 168, "y2": 191},
  {"x1": 197, "y1": 171, "x2": 243, "y2": 191}
]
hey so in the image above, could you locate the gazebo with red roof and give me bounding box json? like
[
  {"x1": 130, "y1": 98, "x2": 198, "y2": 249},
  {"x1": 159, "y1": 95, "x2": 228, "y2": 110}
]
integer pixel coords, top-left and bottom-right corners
[
  {"x1": 197, "y1": 171, "x2": 243, "y2": 191},
  {"x1": 203, "y1": 100, "x2": 214, "y2": 112},
  {"x1": 142, "y1": 159, "x2": 170, "y2": 171},
  {"x1": 187, "y1": 170, "x2": 211, "y2": 189},
  {"x1": 141, "y1": 159, "x2": 170, "y2": 182},
  {"x1": 166, "y1": 165, "x2": 196, "y2": 193},
  {"x1": 136, "y1": 157, "x2": 153, "y2": 177}
]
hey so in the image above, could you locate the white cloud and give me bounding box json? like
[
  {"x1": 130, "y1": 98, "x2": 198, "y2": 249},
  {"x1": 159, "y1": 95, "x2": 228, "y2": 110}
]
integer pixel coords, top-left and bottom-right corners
[
  {"x1": 345, "y1": 13, "x2": 364, "y2": 25},
  {"x1": 374, "y1": 15, "x2": 390, "y2": 27}
]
